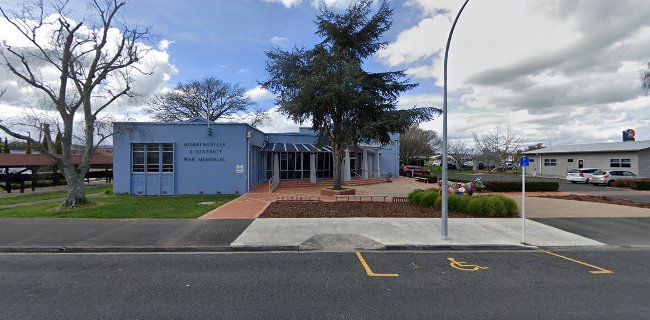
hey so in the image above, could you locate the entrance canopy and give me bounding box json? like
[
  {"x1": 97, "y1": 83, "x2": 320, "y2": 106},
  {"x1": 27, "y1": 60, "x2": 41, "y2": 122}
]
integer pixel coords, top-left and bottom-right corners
[{"x1": 260, "y1": 143, "x2": 332, "y2": 153}]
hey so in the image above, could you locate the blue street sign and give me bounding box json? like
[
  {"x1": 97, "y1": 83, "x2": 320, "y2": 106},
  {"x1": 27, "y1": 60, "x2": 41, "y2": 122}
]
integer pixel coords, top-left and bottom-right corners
[{"x1": 520, "y1": 156, "x2": 530, "y2": 167}]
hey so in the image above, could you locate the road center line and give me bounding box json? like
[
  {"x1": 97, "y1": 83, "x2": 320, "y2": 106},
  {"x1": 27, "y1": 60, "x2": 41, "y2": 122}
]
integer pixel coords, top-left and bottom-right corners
[
  {"x1": 543, "y1": 250, "x2": 613, "y2": 274},
  {"x1": 355, "y1": 251, "x2": 399, "y2": 277}
]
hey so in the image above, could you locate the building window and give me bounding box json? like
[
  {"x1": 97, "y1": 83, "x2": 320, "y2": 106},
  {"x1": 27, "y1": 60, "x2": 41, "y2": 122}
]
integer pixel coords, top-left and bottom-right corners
[
  {"x1": 529, "y1": 158, "x2": 535, "y2": 162},
  {"x1": 132, "y1": 144, "x2": 145, "y2": 172},
  {"x1": 147, "y1": 144, "x2": 160, "y2": 172},
  {"x1": 621, "y1": 159, "x2": 631, "y2": 168},
  {"x1": 132, "y1": 143, "x2": 174, "y2": 173},
  {"x1": 162, "y1": 144, "x2": 174, "y2": 172},
  {"x1": 544, "y1": 159, "x2": 557, "y2": 167},
  {"x1": 567, "y1": 159, "x2": 573, "y2": 163}
]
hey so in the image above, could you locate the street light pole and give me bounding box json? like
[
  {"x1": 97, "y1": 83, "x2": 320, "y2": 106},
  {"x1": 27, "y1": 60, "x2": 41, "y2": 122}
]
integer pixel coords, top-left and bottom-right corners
[{"x1": 442, "y1": 0, "x2": 470, "y2": 240}]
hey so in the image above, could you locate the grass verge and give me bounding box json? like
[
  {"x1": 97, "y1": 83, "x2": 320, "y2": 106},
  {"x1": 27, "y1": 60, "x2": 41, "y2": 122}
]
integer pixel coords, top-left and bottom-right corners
[
  {"x1": 0, "y1": 193, "x2": 238, "y2": 218},
  {"x1": 0, "y1": 186, "x2": 113, "y2": 206}
]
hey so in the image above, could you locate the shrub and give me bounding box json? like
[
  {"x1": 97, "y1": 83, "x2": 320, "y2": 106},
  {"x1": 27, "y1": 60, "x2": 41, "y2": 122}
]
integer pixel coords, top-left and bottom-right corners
[
  {"x1": 465, "y1": 195, "x2": 518, "y2": 217},
  {"x1": 420, "y1": 190, "x2": 439, "y2": 208},
  {"x1": 408, "y1": 188, "x2": 440, "y2": 207},
  {"x1": 409, "y1": 189, "x2": 518, "y2": 218},
  {"x1": 629, "y1": 180, "x2": 650, "y2": 190},
  {"x1": 407, "y1": 189, "x2": 424, "y2": 204},
  {"x1": 447, "y1": 194, "x2": 470, "y2": 212},
  {"x1": 482, "y1": 181, "x2": 559, "y2": 192},
  {"x1": 612, "y1": 180, "x2": 631, "y2": 188}
]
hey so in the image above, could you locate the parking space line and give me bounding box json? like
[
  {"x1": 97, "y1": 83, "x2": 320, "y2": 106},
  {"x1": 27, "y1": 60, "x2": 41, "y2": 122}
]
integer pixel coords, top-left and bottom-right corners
[
  {"x1": 543, "y1": 250, "x2": 613, "y2": 274},
  {"x1": 355, "y1": 251, "x2": 399, "y2": 277}
]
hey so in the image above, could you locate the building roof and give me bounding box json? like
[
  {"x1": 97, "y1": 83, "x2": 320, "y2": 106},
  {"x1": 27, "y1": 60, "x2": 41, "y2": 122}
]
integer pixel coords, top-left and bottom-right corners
[
  {"x1": 0, "y1": 154, "x2": 113, "y2": 167},
  {"x1": 259, "y1": 143, "x2": 332, "y2": 153},
  {"x1": 524, "y1": 140, "x2": 650, "y2": 155}
]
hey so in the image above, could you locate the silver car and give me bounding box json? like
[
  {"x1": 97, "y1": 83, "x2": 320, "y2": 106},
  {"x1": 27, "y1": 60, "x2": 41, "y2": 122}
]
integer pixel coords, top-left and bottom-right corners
[
  {"x1": 589, "y1": 170, "x2": 637, "y2": 186},
  {"x1": 566, "y1": 168, "x2": 600, "y2": 184}
]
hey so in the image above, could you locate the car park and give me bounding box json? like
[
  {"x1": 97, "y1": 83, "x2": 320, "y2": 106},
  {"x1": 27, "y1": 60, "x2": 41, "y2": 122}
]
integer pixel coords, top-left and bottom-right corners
[
  {"x1": 565, "y1": 168, "x2": 600, "y2": 184},
  {"x1": 399, "y1": 165, "x2": 431, "y2": 177},
  {"x1": 589, "y1": 170, "x2": 637, "y2": 186}
]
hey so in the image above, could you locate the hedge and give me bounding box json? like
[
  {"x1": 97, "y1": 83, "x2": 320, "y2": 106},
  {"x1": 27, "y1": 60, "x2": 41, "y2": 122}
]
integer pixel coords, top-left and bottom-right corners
[
  {"x1": 612, "y1": 180, "x2": 631, "y2": 188},
  {"x1": 436, "y1": 177, "x2": 474, "y2": 183},
  {"x1": 414, "y1": 174, "x2": 438, "y2": 183},
  {"x1": 482, "y1": 181, "x2": 559, "y2": 192},
  {"x1": 629, "y1": 180, "x2": 650, "y2": 190},
  {"x1": 407, "y1": 189, "x2": 518, "y2": 217}
]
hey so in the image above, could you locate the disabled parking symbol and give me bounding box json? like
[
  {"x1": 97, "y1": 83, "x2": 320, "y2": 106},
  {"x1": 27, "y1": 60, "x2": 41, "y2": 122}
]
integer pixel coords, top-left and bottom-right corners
[{"x1": 447, "y1": 258, "x2": 488, "y2": 272}]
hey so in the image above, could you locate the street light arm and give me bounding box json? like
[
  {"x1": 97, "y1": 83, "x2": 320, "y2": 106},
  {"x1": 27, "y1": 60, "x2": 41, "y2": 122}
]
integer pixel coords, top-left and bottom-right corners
[{"x1": 442, "y1": 0, "x2": 470, "y2": 240}]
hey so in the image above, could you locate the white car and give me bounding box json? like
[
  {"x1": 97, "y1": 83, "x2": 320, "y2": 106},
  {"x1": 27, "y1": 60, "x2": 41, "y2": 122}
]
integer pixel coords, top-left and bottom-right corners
[
  {"x1": 566, "y1": 168, "x2": 599, "y2": 183},
  {"x1": 431, "y1": 160, "x2": 441, "y2": 166}
]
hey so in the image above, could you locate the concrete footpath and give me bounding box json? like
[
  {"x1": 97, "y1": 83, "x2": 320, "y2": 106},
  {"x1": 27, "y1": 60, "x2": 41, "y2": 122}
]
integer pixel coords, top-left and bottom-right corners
[{"x1": 231, "y1": 218, "x2": 604, "y2": 250}]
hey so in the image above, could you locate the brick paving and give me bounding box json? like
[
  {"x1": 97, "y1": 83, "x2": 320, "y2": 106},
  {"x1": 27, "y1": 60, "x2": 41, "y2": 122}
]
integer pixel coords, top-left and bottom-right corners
[{"x1": 199, "y1": 182, "x2": 374, "y2": 219}]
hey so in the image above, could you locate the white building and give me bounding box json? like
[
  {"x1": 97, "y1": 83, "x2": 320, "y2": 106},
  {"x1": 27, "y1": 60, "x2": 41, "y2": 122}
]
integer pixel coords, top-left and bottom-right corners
[{"x1": 524, "y1": 140, "x2": 650, "y2": 178}]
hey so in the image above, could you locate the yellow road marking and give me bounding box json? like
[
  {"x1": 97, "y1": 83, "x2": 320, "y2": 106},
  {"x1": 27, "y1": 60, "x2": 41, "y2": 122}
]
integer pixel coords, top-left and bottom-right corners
[
  {"x1": 447, "y1": 258, "x2": 488, "y2": 272},
  {"x1": 355, "y1": 251, "x2": 399, "y2": 277},
  {"x1": 543, "y1": 250, "x2": 613, "y2": 274}
]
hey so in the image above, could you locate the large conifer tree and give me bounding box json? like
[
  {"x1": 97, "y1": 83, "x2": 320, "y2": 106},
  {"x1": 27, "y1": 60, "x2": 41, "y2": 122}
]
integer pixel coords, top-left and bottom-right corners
[{"x1": 262, "y1": 0, "x2": 438, "y2": 189}]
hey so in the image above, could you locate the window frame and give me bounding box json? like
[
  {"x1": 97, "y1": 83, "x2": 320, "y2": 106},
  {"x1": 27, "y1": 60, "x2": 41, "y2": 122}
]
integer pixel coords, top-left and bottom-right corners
[{"x1": 543, "y1": 158, "x2": 557, "y2": 167}]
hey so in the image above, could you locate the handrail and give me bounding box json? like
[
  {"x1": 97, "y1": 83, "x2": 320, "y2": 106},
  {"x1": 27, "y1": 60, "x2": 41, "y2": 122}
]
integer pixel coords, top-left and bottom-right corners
[
  {"x1": 268, "y1": 174, "x2": 280, "y2": 193},
  {"x1": 371, "y1": 169, "x2": 392, "y2": 179}
]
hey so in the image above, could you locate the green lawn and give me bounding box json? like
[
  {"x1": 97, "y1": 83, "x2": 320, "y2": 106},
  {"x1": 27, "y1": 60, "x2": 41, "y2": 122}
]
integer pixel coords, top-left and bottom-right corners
[
  {"x1": 0, "y1": 193, "x2": 239, "y2": 219},
  {"x1": 0, "y1": 186, "x2": 113, "y2": 206}
]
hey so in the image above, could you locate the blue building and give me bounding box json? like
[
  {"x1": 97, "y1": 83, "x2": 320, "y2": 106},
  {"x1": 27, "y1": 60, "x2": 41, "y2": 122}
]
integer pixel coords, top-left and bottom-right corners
[{"x1": 112, "y1": 118, "x2": 400, "y2": 195}]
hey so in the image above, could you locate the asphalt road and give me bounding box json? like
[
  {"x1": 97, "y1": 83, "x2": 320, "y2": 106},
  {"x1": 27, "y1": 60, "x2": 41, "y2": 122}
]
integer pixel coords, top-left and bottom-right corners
[
  {"x1": 1, "y1": 250, "x2": 649, "y2": 319},
  {"x1": 534, "y1": 218, "x2": 650, "y2": 246},
  {"x1": 0, "y1": 219, "x2": 253, "y2": 248}
]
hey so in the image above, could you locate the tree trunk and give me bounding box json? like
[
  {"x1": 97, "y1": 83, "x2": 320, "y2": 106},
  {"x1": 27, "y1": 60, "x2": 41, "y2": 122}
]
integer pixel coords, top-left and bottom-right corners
[
  {"x1": 332, "y1": 145, "x2": 343, "y2": 190},
  {"x1": 62, "y1": 164, "x2": 88, "y2": 207}
]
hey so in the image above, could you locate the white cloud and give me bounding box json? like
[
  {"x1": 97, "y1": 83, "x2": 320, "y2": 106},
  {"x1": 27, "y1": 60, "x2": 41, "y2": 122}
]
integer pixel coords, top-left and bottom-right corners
[
  {"x1": 245, "y1": 86, "x2": 275, "y2": 101},
  {"x1": 256, "y1": 106, "x2": 300, "y2": 133},
  {"x1": 269, "y1": 36, "x2": 287, "y2": 46},
  {"x1": 262, "y1": 0, "x2": 302, "y2": 8},
  {"x1": 238, "y1": 68, "x2": 250, "y2": 74},
  {"x1": 262, "y1": 0, "x2": 354, "y2": 9},
  {"x1": 378, "y1": 0, "x2": 650, "y2": 145}
]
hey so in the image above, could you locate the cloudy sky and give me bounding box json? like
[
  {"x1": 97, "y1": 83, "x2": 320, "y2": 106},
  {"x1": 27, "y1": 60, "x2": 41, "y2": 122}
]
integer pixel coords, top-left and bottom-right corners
[{"x1": 1, "y1": 0, "x2": 649, "y2": 147}]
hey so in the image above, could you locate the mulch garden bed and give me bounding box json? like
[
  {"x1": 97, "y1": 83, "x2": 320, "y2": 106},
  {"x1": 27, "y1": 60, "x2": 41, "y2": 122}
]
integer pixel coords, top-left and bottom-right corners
[
  {"x1": 534, "y1": 194, "x2": 650, "y2": 209},
  {"x1": 259, "y1": 201, "x2": 476, "y2": 218}
]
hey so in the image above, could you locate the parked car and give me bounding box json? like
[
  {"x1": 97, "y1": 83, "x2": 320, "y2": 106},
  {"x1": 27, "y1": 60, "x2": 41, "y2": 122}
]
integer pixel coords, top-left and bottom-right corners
[
  {"x1": 431, "y1": 160, "x2": 442, "y2": 166},
  {"x1": 399, "y1": 165, "x2": 431, "y2": 177},
  {"x1": 477, "y1": 161, "x2": 495, "y2": 170},
  {"x1": 589, "y1": 170, "x2": 637, "y2": 186},
  {"x1": 565, "y1": 168, "x2": 600, "y2": 184}
]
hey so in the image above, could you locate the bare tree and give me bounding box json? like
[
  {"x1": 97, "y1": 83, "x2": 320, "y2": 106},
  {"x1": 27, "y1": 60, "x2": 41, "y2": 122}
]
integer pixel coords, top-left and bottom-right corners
[
  {"x1": 473, "y1": 125, "x2": 522, "y2": 171},
  {"x1": 400, "y1": 125, "x2": 441, "y2": 165},
  {"x1": 641, "y1": 62, "x2": 650, "y2": 96},
  {"x1": 447, "y1": 139, "x2": 472, "y2": 171},
  {"x1": 0, "y1": 87, "x2": 6, "y2": 98},
  {"x1": 148, "y1": 77, "x2": 256, "y2": 123},
  {"x1": 247, "y1": 106, "x2": 270, "y2": 128},
  {"x1": 0, "y1": 0, "x2": 152, "y2": 207}
]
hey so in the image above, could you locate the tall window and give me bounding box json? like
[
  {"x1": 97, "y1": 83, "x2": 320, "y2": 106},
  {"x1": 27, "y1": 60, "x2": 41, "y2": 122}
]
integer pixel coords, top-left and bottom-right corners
[
  {"x1": 162, "y1": 144, "x2": 174, "y2": 172},
  {"x1": 132, "y1": 144, "x2": 145, "y2": 172},
  {"x1": 146, "y1": 144, "x2": 160, "y2": 172},
  {"x1": 132, "y1": 143, "x2": 174, "y2": 173}
]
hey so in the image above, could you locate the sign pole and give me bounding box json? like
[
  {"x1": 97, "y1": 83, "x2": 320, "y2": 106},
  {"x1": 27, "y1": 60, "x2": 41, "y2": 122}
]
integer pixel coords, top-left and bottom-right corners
[{"x1": 521, "y1": 159, "x2": 526, "y2": 244}]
